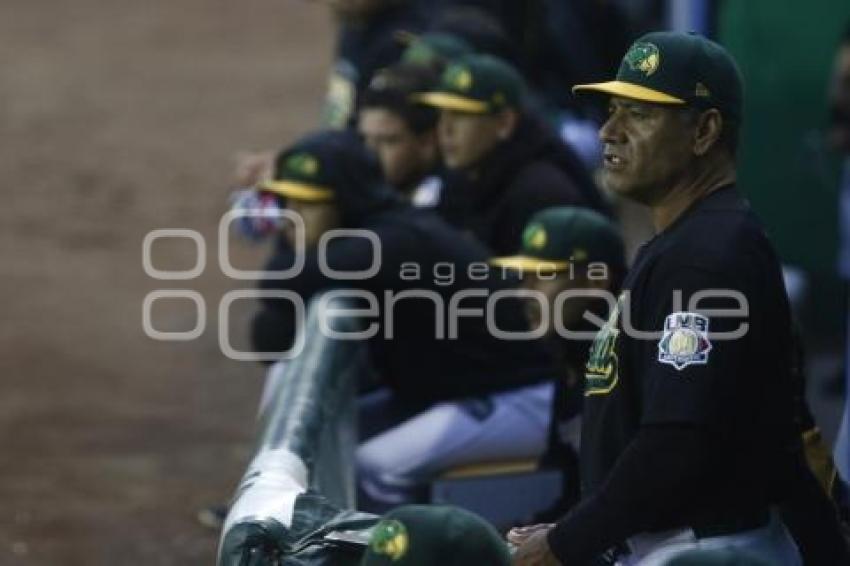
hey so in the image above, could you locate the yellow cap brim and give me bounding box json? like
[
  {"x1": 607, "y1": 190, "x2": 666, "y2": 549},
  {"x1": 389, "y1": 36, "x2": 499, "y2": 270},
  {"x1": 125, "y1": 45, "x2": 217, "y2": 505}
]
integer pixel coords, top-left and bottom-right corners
[
  {"x1": 259, "y1": 181, "x2": 334, "y2": 202},
  {"x1": 572, "y1": 81, "x2": 686, "y2": 104},
  {"x1": 489, "y1": 256, "x2": 570, "y2": 273},
  {"x1": 413, "y1": 92, "x2": 489, "y2": 113}
]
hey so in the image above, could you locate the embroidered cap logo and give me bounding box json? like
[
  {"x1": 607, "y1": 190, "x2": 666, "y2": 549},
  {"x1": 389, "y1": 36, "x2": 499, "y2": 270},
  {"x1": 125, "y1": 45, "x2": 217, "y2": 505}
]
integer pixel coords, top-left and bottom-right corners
[
  {"x1": 523, "y1": 223, "x2": 547, "y2": 250},
  {"x1": 446, "y1": 65, "x2": 473, "y2": 92},
  {"x1": 286, "y1": 153, "x2": 320, "y2": 177},
  {"x1": 625, "y1": 42, "x2": 661, "y2": 76},
  {"x1": 369, "y1": 519, "x2": 409, "y2": 561}
]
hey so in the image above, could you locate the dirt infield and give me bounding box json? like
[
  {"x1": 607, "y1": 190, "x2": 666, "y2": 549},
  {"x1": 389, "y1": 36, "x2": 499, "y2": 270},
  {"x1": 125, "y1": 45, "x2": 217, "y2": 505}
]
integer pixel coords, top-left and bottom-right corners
[{"x1": 0, "y1": 1, "x2": 332, "y2": 563}]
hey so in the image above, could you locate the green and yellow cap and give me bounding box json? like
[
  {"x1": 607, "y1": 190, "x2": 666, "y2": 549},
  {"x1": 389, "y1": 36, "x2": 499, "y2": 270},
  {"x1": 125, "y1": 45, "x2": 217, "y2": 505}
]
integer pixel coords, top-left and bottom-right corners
[
  {"x1": 414, "y1": 54, "x2": 524, "y2": 114},
  {"x1": 491, "y1": 207, "x2": 625, "y2": 274},
  {"x1": 360, "y1": 505, "x2": 510, "y2": 566},
  {"x1": 573, "y1": 31, "x2": 743, "y2": 120},
  {"x1": 401, "y1": 32, "x2": 473, "y2": 67},
  {"x1": 260, "y1": 138, "x2": 336, "y2": 202}
]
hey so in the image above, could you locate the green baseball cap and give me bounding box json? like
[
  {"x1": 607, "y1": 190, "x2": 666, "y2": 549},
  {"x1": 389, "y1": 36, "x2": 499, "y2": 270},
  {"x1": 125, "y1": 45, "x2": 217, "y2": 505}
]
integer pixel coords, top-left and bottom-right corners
[
  {"x1": 401, "y1": 32, "x2": 473, "y2": 66},
  {"x1": 573, "y1": 31, "x2": 743, "y2": 120},
  {"x1": 360, "y1": 505, "x2": 510, "y2": 566},
  {"x1": 261, "y1": 143, "x2": 335, "y2": 203},
  {"x1": 491, "y1": 207, "x2": 625, "y2": 273},
  {"x1": 414, "y1": 54, "x2": 524, "y2": 114}
]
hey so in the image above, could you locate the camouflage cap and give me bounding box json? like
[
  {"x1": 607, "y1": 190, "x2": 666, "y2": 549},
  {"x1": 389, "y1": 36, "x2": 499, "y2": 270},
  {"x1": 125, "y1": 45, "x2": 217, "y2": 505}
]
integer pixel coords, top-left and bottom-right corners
[
  {"x1": 573, "y1": 31, "x2": 743, "y2": 120},
  {"x1": 360, "y1": 505, "x2": 510, "y2": 566},
  {"x1": 491, "y1": 207, "x2": 625, "y2": 273}
]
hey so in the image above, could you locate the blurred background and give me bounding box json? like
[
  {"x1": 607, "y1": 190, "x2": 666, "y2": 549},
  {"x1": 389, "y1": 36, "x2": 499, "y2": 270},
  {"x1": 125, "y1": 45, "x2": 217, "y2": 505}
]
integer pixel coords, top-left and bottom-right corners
[{"x1": 1, "y1": 0, "x2": 849, "y2": 564}]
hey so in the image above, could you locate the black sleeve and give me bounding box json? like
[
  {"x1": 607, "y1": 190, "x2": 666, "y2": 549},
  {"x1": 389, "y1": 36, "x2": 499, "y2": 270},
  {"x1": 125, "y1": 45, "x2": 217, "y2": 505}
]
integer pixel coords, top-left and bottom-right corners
[
  {"x1": 547, "y1": 426, "x2": 707, "y2": 564},
  {"x1": 636, "y1": 263, "x2": 748, "y2": 426},
  {"x1": 780, "y1": 453, "x2": 850, "y2": 566},
  {"x1": 250, "y1": 236, "x2": 385, "y2": 355}
]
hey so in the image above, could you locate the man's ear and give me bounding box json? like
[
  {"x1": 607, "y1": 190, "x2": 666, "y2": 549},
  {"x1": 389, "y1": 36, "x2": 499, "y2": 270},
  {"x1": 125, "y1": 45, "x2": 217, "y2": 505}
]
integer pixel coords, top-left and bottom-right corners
[
  {"x1": 497, "y1": 109, "x2": 519, "y2": 140},
  {"x1": 693, "y1": 108, "x2": 723, "y2": 156}
]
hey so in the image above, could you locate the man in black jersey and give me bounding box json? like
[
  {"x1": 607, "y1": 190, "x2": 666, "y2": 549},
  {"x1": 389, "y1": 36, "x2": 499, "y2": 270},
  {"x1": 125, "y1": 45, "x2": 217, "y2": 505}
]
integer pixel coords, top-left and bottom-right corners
[{"x1": 508, "y1": 32, "x2": 846, "y2": 565}]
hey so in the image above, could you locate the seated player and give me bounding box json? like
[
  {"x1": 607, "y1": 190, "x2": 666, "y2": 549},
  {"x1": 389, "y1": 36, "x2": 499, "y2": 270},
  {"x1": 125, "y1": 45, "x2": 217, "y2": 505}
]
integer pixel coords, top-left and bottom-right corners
[
  {"x1": 249, "y1": 129, "x2": 558, "y2": 511},
  {"x1": 490, "y1": 206, "x2": 626, "y2": 519},
  {"x1": 415, "y1": 53, "x2": 608, "y2": 254},
  {"x1": 357, "y1": 63, "x2": 444, "y2": 206}
]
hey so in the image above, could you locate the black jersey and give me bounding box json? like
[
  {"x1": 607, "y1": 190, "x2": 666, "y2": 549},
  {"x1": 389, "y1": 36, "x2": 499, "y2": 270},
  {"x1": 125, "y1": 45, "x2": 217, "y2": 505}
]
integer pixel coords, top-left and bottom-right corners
[
  {"x1": 252, "y1": 207, "x2": 554, "y2": 403},
  {"x1": 581, "y1": 185, "x2": 799, "y2": 529}
]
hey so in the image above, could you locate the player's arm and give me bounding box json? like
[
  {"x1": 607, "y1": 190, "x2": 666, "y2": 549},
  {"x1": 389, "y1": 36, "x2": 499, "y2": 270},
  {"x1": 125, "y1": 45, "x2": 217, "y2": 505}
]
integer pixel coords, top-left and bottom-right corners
[
  {"x1": 545, "y1": 425, "x2": 708, "y2": 563},
  {"x1": 548, "y1": 263, "x2": 748, "y2": 562},
  {"x1": 251, "y1": 235, "x2": 383, "y2": 355}
]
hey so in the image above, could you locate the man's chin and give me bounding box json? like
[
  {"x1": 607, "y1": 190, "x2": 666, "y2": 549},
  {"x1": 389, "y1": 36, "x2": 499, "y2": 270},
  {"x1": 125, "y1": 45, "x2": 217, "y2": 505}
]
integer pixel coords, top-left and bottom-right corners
[{"x1": 601, "y1": 172, "x2": 629, "y2": 196}]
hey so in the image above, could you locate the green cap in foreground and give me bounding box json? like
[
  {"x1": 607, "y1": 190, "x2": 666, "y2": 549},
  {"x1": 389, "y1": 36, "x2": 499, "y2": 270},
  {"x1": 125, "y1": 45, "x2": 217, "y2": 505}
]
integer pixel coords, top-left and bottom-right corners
[
  {"x1": 574, "y1": 31, "x2": 743, "y2": 120},
  {"x1": 360, "y1": 505, "x2": 510, "y2": 566},
  {"x1": 414, "y1": 54, "x2": 524, "y2": 114},
  {"x1": 491, "y1": 207, "x2": 625, "y2": 273}
]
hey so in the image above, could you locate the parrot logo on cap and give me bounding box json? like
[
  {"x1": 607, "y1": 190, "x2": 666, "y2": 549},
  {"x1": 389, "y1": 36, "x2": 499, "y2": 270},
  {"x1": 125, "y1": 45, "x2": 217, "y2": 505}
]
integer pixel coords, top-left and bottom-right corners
[
  {"x1": 445, "y1": 65, "x2": 473, "y2": 92},
  {"x1": 625, "y1": 42, "x2": 660, "y2": 76},
  {"x1": 286, "y1": 153, "x2": 320, "y2": 178},
  {"x1": 523, "y1": 223, "x2": 547, "y2": 251},
  {"x1": 369, "y1": 519, "x2": 409, "y2": 561}
]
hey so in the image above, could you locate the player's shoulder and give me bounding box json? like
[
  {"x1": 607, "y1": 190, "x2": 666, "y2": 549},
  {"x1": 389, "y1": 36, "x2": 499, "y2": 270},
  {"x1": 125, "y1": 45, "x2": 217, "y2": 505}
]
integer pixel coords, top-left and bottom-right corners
[{"x1": 654, "y1": 187, "x2": 778, "y2": 279}]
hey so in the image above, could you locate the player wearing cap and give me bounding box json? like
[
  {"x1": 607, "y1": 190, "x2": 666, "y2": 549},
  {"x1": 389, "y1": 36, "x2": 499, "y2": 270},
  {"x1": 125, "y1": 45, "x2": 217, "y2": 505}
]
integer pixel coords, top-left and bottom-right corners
[
  {"x1": 490, "y1": 207, "x2": 626, "y2": 519},
  {"x1": 414, "y1": 54, "x2": 608, "y2": 255},
  {"x1": 357, "y1": 63, "x2": 445, "y2": 206},
  {"x1": 252, "y1": 129, "x2": 550, "y2": 400},
  {"x1": 508, "y1": 32, "x2": 840, "y2": 565},
  {"x1": 250, "y1": 130, "x2": 570, "y2": 513}
]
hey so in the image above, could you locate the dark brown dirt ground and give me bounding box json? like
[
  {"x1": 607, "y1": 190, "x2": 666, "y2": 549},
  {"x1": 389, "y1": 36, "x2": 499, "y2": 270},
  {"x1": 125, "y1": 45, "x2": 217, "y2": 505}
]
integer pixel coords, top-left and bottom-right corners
[{"x1": 0, "y1": 2, "x2": 332, "y2": 563}]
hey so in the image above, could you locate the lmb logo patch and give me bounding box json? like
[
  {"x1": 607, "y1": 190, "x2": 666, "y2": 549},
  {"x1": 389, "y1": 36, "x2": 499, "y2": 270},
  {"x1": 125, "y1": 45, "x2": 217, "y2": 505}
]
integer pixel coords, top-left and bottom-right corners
[{"x1": 658, "y1": 312, "x2": 711, "y2": 370}]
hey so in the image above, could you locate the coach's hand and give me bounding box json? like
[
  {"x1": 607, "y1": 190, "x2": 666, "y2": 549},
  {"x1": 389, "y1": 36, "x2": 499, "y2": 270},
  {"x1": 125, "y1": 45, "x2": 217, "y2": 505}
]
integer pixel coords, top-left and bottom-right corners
[{"x1": 507, "y1": 525, "x2": 561, "y2": 565}]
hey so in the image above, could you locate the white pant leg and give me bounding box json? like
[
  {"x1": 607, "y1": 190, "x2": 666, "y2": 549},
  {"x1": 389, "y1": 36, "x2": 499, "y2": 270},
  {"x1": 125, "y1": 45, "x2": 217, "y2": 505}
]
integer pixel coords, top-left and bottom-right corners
[{"x1": 356, "y1": 382, "x2": 553, "y2": 503}]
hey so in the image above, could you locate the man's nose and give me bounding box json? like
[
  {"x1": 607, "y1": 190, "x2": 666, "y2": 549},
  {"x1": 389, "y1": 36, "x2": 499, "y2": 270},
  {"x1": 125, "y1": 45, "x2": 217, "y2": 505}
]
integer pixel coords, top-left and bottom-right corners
[{"x1": 599, "y1": 114, "x2": 624, "y2": 144}]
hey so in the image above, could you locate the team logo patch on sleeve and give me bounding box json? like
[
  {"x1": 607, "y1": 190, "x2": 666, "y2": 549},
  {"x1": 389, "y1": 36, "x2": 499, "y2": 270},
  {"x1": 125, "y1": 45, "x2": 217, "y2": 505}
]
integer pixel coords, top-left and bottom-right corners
[{"x1": 658, "y1": 312, "x2": 711, "y2": 370}]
